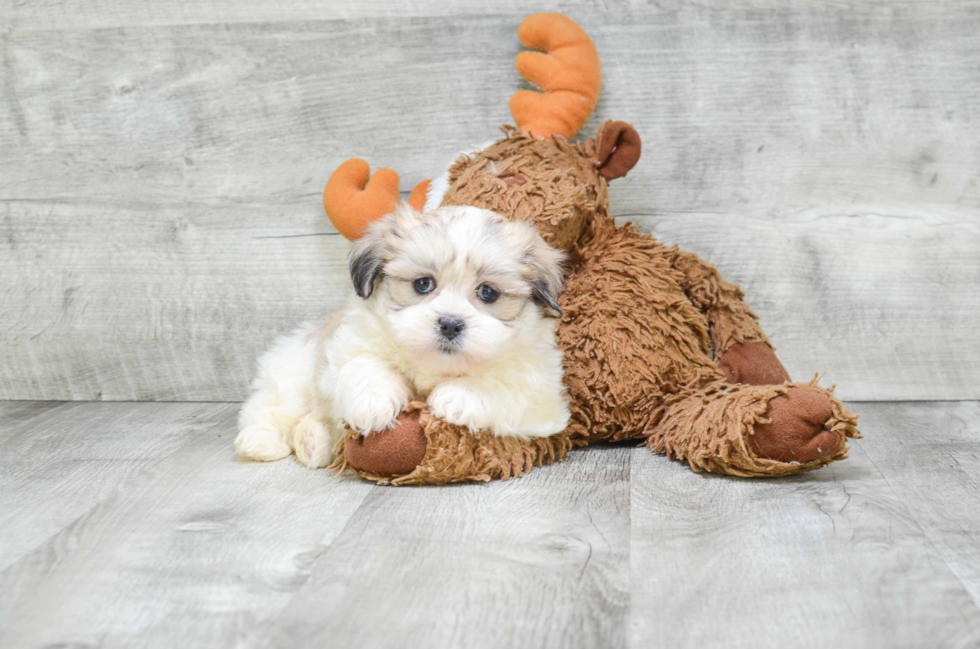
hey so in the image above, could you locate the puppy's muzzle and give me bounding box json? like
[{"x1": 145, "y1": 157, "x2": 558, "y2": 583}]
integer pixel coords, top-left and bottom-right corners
[{"x1": 437, "y1": 316, "x2": 465, "y2": 342}]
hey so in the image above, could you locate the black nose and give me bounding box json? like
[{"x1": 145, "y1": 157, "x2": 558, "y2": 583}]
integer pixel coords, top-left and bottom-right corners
[{"x1": 437, "y1": 316, "x2": 465, "y2": 341}]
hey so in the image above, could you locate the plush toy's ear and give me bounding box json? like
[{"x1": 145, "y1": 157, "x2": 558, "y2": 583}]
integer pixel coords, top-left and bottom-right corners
[
  {"x1": 324, "y1": 158, "x2": 430, "y2": 241},
  {"x1": 596, "y1": 120, "x2": 642, "y2": 180}
]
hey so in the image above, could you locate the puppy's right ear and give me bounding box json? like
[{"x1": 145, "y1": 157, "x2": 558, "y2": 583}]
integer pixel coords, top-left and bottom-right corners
[
  {"x1": 525, "y1": 236, "x2": 566, "y2": 318},
  {"x1": 348, "y1": 203, "x2": 420, "y2": 299}
]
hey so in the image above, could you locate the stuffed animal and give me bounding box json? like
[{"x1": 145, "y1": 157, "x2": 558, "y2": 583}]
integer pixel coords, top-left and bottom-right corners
[{"x1": 322, "y1": 13, "x2": 860, "y2": 484}]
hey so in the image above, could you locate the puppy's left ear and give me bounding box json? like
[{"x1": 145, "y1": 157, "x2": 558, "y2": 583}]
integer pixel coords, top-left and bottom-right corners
[
  {"x1": 525, "y1": 238, "x2": 566, "y2": 318},
  {"x1": 349, "y1": 227, "x2": 385, "y2": 299},
  {"x1": 348, "y1": 203, "x2": 419, "y2": 298}
]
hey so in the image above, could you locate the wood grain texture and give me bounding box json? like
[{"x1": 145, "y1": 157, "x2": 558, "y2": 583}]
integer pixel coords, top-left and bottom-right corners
[
  {"x1": 1, "y1": 400, "x2": 979, "y2": 646},
  {"x1": 1, "y1": 0, "x2": 559, "y2": 30},
  {"x1": 258, "y1": 447, "x2": 631, "y2": 649},
  {"x1": 2, "y1": 4, "x2": 980, "y2": 401},
  {"x1": 2, "y1": 202, "x2": 976, "y2": 402},
  {"x1": 630, "y1": 208, "x2": 980, "y2": 401},
  {"x1": 856, "y1": 401, "x2": 980, "y2": 608},
  {"x1": 0, "y1": 200, "x2": 350, "y2": 401},
  {"x1": 0, "y1": 402, "x2": 375, "y2": 649},
  {"x1": 0, "y1": 401, "x2": 237, "y2": 570},
  {"x1": 0, "y1": 402, "x2": 628, "y2": 649},
  {"x1": 4, "y1": 0, "x2": 973, "y2": 30},
  {"x1": 629, "y1": 421, "x2": 980, "y2": 648},
  {"x1": 0, "y1": 400, "x2": 62, "y2": 429}
]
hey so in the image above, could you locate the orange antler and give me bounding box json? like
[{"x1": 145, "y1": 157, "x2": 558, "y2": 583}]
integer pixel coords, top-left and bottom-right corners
[
  {"x1": 323, "y1": 159, "x2": 430, "y2": 240},
  {"x1": 509, "y1": 13, "x2": 602, "y2": 140}
]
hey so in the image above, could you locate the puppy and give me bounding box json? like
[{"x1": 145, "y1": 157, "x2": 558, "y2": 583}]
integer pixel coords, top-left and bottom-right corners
[{"x1": 235, "y1": 204, "x2": 570, "y2": 469}]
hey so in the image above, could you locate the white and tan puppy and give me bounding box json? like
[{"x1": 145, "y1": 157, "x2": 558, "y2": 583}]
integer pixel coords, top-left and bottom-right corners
[{"x1": 235, "y1": 204, "x2": 570, "y2": 469}]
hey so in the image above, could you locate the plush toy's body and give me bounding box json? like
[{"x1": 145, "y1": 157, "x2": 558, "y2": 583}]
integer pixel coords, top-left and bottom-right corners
[{"x1": 323, "y1": 13, "x2": 859, "y2": 484}]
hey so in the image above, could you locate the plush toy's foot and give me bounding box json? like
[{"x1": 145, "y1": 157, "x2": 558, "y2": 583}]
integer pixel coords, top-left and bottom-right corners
[
  {"x1": 330, "y1": 401, "x2": 579, "y2": 485},
  {"x1": 343, "y1": 410, "x2": 428, "y2": 476},
  {"x1": 750, "y1": 387, "x2": 842, "y2": 463},
  {"x1": 646, "y1": 380, "x2": 859, "y2": 477}
]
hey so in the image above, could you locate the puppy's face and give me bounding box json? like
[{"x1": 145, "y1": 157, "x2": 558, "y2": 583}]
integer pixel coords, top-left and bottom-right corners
[{"x1": 349, "y1": 205, "x2": 565, "y2": 373}]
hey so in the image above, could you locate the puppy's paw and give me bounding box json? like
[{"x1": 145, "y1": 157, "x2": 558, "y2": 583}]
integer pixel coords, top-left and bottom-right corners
[
  {"x1": 236, "y1": 425, "x2": 291, "y2": 462},
  {"x1": 342, "y1": 388, "x2": 410, "y2": 436},
  {"x1": 292, "y1": 415, "x2": 335, "y2": 469},
  {"x1": 428, "y1": 384, "x2": 490, "y2": 433}
]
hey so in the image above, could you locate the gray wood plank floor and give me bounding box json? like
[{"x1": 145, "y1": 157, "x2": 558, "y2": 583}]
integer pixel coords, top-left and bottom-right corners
[{"x1": 1, "y1": 400, "x2": 978, "y2": 648}]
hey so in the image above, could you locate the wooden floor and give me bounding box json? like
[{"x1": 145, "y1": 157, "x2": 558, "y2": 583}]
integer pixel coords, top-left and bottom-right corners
[{"x1": 0, "y1": 399, "x2": 977, "y2": 648}]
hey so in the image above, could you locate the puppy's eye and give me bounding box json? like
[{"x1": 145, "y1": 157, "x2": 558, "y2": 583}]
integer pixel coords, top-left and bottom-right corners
[
  {"x1": 413, "y1": 277, "x2": 435, "y2": 294},
  {"x1": 477, "y1": 284, "x2": 498, "y2": 303}
]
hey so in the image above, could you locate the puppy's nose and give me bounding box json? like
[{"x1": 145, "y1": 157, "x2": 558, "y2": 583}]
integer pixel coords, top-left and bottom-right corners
[{"x1": 437, "y1": 316, "x2": 465, "y2": 341}]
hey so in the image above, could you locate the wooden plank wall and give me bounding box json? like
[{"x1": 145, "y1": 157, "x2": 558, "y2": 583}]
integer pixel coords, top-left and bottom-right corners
[{"x1": 2, "y1": 1, "x2": 978, "y2": 401}]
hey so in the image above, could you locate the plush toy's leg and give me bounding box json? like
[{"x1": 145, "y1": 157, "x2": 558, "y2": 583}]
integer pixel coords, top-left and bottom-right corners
[
  {"x1": 667, "y1": 247, "x2": 771, "y2": 357},
  {"x1": 717, "y1": 340, "x2": 791, "y2": 386},
  {"x1": 664, "y1": 244, "x2": 862, "y2": 475},
  {"x1": 329, "y1": 402, "x2": 583, "y2": 485},
  {"x1": 645, "y1": 379, "x2": 859, "y2": 477}
]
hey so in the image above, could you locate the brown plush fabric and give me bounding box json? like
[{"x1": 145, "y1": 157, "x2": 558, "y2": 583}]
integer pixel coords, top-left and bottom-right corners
[
  {"x1": 341, "y1": 409, "x2": 427, "y2": 476},
  {"x1": 558, "y1": 221, "x2": 718, "y2": 443},
  {"x1": 340, "y1": 123, "x2": 860, "y2": 483},
  {"x1": 667, "y1": 248, "x2": 771, "y2": 356},
  {"x1": 441, "y1": 125, "x2": 605, "y2": 252},
  {"x1": 441, "y1": 122, "x2": 640, "y2": 253},
  {"x1": 332, "y1": 402, "x2": 580, "y2": 485},
  {"x1": 718, "y1": 341, "x2": 791, "y2": 386},
  {"x1": 646, "y1": 379, "x2": 859, "y2": 477}
]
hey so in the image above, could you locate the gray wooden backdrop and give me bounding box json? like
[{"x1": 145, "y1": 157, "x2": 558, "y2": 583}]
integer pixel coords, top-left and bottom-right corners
[{"x1": 2, "y1": 0, "x2": 979, "y2": 402}]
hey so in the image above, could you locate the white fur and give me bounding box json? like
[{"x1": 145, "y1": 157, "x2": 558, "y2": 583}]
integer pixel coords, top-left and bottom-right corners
[
  {"x1": 424, "y1": 170, "x2": 450, "y2": 213},
  {"x1": 236, "y1": 206, "x2": 570, "y2": 468}
]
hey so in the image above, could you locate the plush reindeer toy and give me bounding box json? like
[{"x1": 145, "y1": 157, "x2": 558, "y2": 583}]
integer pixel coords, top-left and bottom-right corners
[{"x1": 323, "y1": 13, "x2": 859, "y2": 484}]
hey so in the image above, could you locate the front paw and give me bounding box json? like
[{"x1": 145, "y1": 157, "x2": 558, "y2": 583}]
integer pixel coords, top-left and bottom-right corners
[
  {"x1": 342, "y1": 388, "x2": 410, "y2": 436},
  {"x1": 428, "y1": 384, "x2": 489, "y2": 432}
]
